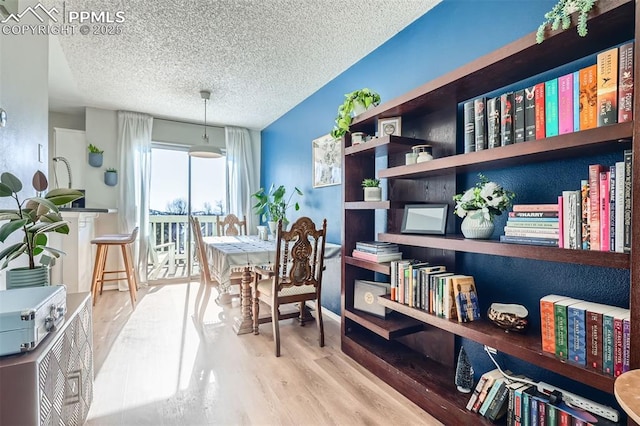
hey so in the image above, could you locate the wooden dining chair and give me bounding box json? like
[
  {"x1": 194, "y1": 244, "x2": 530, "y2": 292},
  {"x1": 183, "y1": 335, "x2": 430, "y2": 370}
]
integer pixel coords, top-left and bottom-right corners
[
  {"x1": 190, "y1": 216, "x2": 243, "y2": 319},
  {"x1": 216, "y1": 214, "x2": 247, "y2": 236},
  {"x1": 251, "y1": 217, "x2": 327, "y2": 357}
]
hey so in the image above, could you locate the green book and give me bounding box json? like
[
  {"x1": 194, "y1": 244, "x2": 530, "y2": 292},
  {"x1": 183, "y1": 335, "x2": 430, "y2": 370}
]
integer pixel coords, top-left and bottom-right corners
[{"x1": 554, "y1": 298, "x2": 581, "y2": 359}]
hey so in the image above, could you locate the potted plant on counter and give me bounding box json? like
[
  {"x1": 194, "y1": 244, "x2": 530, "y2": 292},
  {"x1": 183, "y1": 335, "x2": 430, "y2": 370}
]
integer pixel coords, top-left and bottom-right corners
[
  {"x1": 104, "y1": 168, "x2": 118, "y2": 186},
  {"x1": 88, "y1": 143, "x2": 104, "y2": 167},
  {"x1": 362, "y1": 178, "x2": 381, "y2": 202},
  {"x1": 331, "y1": 88, "x2": 381, "y2": 139},
  {"x1": 0, "y1": 171, "x2": 84, "y2": 288},
  {"x1": 252, "y1": 184, "x2": 303, "y2": 234}
]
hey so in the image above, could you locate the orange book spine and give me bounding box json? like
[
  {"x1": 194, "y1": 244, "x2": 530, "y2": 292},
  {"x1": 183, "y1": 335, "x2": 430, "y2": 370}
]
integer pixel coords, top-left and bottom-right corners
[
  {"x1": 534, "y1": 83, "x2": 546, "y2": 139},
  {"x1": 597, "y1": 48, "x2": 618, "y2": 127},
  {"x1": 540, "y1": 300, "x2": 556, "y2": 353},
  {"x1": 579, "y1": 64, "x2": 597, "y2": 130}
]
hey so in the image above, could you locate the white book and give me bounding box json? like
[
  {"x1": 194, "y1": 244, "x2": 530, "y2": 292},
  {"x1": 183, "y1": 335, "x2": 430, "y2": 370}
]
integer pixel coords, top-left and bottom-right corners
[
  {"x1": 615, "y1": 161, "x2": 625, "y2": 252},
  {"x1": 562, "y1": 190, "x2": 581, "y2": 249}
]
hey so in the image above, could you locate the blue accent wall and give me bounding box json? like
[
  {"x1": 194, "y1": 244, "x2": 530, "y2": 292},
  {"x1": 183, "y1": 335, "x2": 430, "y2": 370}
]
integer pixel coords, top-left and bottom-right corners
[{"x1": 261, "y1": 0, "x2": 628, "y2": 411}]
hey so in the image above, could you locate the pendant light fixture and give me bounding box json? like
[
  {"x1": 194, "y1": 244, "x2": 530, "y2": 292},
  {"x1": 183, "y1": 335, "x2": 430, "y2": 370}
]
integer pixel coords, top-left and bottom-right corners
[{"x1": 188, "y1": 90, "x2": 222, "y2": 158}]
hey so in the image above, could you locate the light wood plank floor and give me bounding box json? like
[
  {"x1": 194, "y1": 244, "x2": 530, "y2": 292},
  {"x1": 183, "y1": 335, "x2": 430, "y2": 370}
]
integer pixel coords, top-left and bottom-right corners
[{"x1": 89, "y1": 282, "x2": 442, "y2": 425}]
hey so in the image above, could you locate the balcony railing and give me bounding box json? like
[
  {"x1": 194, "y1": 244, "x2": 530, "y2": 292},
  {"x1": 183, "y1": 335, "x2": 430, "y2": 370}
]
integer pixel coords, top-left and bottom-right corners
[{"x1": 149, "y1": 214, "x2": 219, "y2": 266}]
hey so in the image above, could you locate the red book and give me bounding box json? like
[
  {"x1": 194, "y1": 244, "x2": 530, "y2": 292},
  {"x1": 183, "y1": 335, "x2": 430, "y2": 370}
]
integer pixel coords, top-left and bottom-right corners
[
  {"x1": 588, "y1": 165, "x2": 604, "y2": 250},
  {"x1": 599, "y1": 171, "x2": 610, "y2": 252},
  {"x1": 618, "y1": 42, "x2": 634, "y2": 123},
  {"x1": 558, "y1": 409, "x2": 571, "y2": 426},
  {"x1": 613, "y1": 310, "x2": 627, "y2": 377},
  {"x1": 534, "y1": 83, "x2": 546, "y2": 139},
  {"x1": 558, "y1": 73, "x2": 574, "y2": 134}
]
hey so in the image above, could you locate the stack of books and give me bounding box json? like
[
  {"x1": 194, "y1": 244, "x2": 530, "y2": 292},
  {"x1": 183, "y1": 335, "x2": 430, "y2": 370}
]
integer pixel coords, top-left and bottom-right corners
[
  {"x1": 351, "y1": 241, "x2": 401, "y2": 263},
  {"x1": 500, "y1": 204, "x2": 560, "y2": 247}
]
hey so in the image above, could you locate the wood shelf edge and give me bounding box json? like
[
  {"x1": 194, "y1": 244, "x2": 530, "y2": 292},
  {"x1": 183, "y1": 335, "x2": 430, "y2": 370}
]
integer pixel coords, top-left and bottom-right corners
[
  {"x1": 377, "y1": 233, "x2": 630, "y2": 269},
  {"x1": 377, "y1": 296, "x2": 616, "y2": 393},
  {"x1": 343, "y1": 308, "x2": 423, "y2": 339}
]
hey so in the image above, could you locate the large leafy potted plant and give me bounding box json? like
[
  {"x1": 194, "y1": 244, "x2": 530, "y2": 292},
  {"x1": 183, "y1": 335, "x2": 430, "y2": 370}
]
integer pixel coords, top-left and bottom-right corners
[
  {"x1": 252, "y1": 184, "x2": 303, "y2": 234},
  {"x1": 331, "y1": 88, "x2": 381, "y2": 139},
  {"x1": 0, "y1": 171, "x2": 84, "y2": 288}
]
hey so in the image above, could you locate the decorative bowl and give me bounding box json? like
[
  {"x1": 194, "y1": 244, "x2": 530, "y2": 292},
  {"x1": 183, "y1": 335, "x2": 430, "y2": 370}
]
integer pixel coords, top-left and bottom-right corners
[{"x1": 487, "y1": 303, "x2": 529, "y2": 333}]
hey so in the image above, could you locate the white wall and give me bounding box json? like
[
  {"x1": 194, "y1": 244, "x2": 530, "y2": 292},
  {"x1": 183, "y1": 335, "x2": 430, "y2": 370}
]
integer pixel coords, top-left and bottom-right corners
[{"x1": 0, "y1": 0, "x2": 50, "y2": 289}]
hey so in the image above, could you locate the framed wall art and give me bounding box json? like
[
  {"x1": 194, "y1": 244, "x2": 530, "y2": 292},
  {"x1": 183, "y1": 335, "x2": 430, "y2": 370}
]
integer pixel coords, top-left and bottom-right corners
[
  {"x1": 378, "y1": 116, "x2": 402, "y2": 137},
  {"x1": 312, "y1": 133, "x2": 341, "y2": 188}
]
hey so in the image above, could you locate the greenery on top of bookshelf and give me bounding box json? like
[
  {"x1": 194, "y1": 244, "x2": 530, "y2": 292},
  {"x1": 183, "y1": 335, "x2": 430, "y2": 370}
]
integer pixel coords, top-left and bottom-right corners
[{"x1": 536, "y1": 0, "x2": 597, "y2": 43}]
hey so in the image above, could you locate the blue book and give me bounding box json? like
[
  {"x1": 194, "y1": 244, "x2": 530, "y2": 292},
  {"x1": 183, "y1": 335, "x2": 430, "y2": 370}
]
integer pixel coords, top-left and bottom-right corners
[
  {"x1": 573, "y1": 70, "x2": 580, "y2": 132},
  {"x1": 567, "y1": 301, "x2": 588, "y2": 366},
  {"x1": 545, "y1": 78, "x2": 559, "y2": 137},
  {"x1": 507, "y1": 217, "x2": 559, "y2": 222}
]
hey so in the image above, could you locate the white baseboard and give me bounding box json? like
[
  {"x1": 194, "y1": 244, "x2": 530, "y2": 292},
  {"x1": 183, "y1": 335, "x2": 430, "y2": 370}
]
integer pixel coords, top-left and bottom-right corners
[{"x1": 306, "y1": 301, "x2": 340, "y2": 323}]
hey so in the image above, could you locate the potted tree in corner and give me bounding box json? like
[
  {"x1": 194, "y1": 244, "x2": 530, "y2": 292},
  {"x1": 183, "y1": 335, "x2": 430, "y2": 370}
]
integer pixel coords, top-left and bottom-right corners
[
  {"x1": 0, "y1": 171, "x2": 84, "y2": 288},
  {"x1": 362, "y1": 178, "x2": 381, "y2": 202},
  {"x1": 331, "y1": 88, "x2": 381, "y2": 139},
  {"x1": 252, "y1": 184, "x2": 303, "y2": 235},
  {"x1": 104, "y1": 168, "x2": 118, "y2": 186},
  {"x1": 88, "y1": 143, "x2": 104, "y2": 167}
]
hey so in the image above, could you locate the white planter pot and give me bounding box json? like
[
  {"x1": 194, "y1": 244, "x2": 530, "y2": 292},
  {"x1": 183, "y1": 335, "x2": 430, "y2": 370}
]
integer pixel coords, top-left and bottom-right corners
[{"x1": 363, "y1": 187, "x2": 382, "y2": 202}]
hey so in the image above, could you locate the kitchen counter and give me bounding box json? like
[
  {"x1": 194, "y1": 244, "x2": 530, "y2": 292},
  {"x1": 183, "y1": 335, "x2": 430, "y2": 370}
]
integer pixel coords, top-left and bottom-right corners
[{"x1": 60, "y1": 208, "x2": 117, "y2": 213}]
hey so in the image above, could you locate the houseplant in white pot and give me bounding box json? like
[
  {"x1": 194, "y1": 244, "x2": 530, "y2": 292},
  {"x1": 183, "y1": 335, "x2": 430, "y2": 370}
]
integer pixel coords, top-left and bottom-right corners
[
  {"x1": 252, "y1": 184, "x2": 303, "y2": 234},
  {"x1": 362, "y1": 178, "x2": 381, "y2": 202},
  {"x1": 331, "y1": 88, "x2": 381, "y2": 139},
  {"x1": 0, "y1": 171, "x2": 84, "y2": 288}
]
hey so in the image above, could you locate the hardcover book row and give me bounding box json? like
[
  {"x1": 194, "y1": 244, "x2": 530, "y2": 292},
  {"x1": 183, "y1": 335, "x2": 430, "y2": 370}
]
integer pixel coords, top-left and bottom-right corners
[
  {"x1": 467, "y1": 368, "x2": 619, "y2": 425},
  {"x1": 463, "y1": 43, "x2": 634, "y2": 153},
  {"x1": 388, "y1": 260, "x2": 480, "y2": 323},
  {"x1": 540, "y1": 295, "x2": 630, "y2": 377}
]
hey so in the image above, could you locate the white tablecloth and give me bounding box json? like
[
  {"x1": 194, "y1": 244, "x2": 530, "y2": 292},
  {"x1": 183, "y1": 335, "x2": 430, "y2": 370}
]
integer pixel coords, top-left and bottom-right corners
[
  {"x1": 203, "y1": 235, "x2": 341, "y2": 290},
  {"x1": 203, "y1": 236, "x2": 277, "y2": 289}
]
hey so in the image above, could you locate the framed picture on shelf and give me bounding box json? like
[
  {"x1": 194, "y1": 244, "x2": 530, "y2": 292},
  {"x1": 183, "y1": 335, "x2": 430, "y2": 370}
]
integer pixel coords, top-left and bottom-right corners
[
  {"x1": 312, "y1": 133, "x2": 341, "y2": 188},
  {"x1": 401, "y1": 204, "x2": 448, "y2": 235},
  {"x1": 378, "y1": 116, "x2": 402, "y2": 137}
]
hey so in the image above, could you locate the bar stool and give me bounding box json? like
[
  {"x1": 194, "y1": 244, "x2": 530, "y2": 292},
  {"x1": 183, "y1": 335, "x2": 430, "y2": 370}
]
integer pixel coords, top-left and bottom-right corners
[{"x1": 90, "y1": 227, "x2": 139, "y2": 309}]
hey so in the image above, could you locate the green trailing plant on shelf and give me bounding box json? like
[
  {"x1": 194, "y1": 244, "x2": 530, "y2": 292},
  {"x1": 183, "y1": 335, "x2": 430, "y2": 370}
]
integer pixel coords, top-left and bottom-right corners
[
  {"x1": 0, "y1": 171, "x2": 84, "y2": 269},
  {"x1": 536, "y1": 0, "x2": 597, "y2": 44},
  {"x1": 331, "y1": 88, "x2": 381, "y2": 139},
  {"x1": 361, "y1": 178, "x2": 380, "y2": 188},
  {"x1": 252, "y1": 184, "x2": 303, "y2": 225}
]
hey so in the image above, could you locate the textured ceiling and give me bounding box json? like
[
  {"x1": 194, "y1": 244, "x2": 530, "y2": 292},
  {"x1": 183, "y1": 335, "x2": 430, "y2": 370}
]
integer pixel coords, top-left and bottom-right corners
[{"x1": 47, "y1": 0, "x2": 440, "y2": 130}]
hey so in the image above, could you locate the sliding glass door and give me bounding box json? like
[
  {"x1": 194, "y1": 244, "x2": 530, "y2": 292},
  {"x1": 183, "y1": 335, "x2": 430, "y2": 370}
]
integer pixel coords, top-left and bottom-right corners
[{"x1": 148, "y1": 144, "x2": 226, "y2": 282}]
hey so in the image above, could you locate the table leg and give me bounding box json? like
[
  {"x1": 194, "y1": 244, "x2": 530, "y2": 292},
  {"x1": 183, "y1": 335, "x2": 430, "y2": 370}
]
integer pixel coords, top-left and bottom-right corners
[{"x1": 233, "y1": 266, "x2": 254, "y2": 335}]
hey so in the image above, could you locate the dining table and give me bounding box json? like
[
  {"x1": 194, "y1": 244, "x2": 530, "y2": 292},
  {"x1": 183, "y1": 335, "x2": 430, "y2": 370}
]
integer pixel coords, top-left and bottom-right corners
[{"x1": 203, "y1": 235, "x2": 278, "y2": 335}]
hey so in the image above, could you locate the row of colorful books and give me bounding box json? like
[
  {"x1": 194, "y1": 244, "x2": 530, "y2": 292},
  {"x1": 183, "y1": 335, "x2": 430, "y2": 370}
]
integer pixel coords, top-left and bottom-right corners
[
  {"x1": 389, "y1": 260, "x2": 480, "y2": 323},
  {"x1": 540, "y1": 295, "x2": 630, "y2": 377},
  {"x1": 351, "y1": 241, "x2": 402, "y2": 263},
  {"x1": 463, "y1": 42, "x2": 634, "y2": 154},
  {"x1": 500, "y1": 150, "x2": 633, "y2": 250},
  {"x1": 467, "y1": 369, "x2": 620, "y2": 425}
]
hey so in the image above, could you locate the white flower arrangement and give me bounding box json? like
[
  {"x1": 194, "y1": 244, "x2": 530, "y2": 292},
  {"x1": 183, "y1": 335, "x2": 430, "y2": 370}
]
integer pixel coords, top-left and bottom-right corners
[{"x1": 453, "y1": 174, "x2": 515, "y2": 221}]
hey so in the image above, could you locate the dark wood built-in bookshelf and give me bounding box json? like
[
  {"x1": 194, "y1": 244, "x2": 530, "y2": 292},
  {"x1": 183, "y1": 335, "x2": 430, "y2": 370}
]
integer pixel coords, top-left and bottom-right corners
[{"x1": 341, "y1": 1, "x2": 640, "y2": 424}]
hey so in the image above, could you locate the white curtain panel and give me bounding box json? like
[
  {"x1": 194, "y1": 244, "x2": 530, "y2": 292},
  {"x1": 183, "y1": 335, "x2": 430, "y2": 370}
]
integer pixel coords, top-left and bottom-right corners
[
  {"x1": 117, "y1": 111, "x2": 153, "y2": 288},
  {"x1": 225, "y1": 127, "x2": 257, "y2": 232}
]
